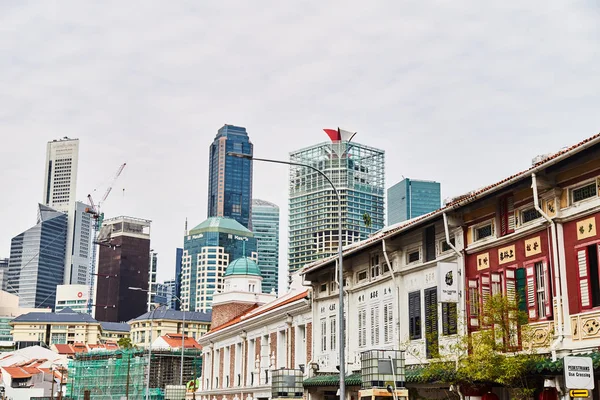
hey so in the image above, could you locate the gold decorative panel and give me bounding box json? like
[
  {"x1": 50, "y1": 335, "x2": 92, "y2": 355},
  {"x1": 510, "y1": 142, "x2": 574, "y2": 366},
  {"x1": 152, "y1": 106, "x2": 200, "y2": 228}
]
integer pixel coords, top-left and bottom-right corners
[
  {"x1": 571, "y1": 311, "x2": 600, "y2": 341},
  {"x1": 498, "y1": 245, "x2": 516, "y2": 265},
  {"x1": 477, "y1": 253, "x2": 490, "y2": 271},
  {"x1": 523, "y1": 321, "x2": 553, "y2": 350},
  {"x1": 577, "y1": 217, "x2": 597, "y2": 241},
  {"x1": 525, "y1": 237, "x2": 542, "y2": 257}
]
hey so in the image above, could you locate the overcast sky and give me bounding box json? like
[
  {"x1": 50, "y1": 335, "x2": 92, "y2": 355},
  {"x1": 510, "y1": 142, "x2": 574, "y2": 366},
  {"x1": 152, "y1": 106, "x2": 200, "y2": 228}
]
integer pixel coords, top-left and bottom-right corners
[{"x1": 1, "y1": 2, "x2": 599, "y2": 292}]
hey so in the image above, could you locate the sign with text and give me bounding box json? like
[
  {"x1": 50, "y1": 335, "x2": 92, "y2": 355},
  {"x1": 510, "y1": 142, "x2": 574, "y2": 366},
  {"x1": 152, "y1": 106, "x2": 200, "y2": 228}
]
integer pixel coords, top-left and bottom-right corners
[
  {"x1": 577, "y1": 217, "x2": 597, "y2": 241},
  {"x1": 525, "y1": 236, "x2": 542, "y2": 257},
  {"x1": 438, "y1": 262, "x2": 458, "y2": 303},
  {"x1": 477, "y1": 253, "x2": 490, "y2": 271},
  {"x1": 564, "y1": 356, "x2": 594, "y2": 389},
  {"x1": 498, "y1": 244, "x2": 516, "y2": 265}
]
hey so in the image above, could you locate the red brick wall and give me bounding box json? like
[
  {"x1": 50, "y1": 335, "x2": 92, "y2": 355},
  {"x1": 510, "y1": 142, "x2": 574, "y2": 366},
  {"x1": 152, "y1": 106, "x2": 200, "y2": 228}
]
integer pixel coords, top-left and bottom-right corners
[
  {"x1": 306, "y1": 322, "x2": 312, "y2": 362},
  {"x1": 270, "y1": 332, "x2": 277, "y2": 368},
  {"x1": 219, "y1": 349, "x2": 224, "y2": 388},
  {"x1": 211, "y1": 302, "x2": 256, "y2": 328},
  {"x1": 229, "y1": 344, "x2": 235, "y2": 387}
]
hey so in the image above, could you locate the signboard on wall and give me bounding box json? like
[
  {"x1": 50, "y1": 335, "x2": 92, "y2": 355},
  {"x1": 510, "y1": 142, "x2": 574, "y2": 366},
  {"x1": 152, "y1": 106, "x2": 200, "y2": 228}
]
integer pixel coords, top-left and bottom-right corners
[
  {"x1": 438, "y1": 262, "x2": 458, "y2": 303},
  {"x1": 564, "y1": 356, "x2": 595, "y2": 389}
]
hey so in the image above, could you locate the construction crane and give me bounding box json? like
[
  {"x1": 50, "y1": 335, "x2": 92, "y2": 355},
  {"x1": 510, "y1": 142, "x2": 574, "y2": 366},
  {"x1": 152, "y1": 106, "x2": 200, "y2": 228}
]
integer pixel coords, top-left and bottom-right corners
[{"x1": 85, "y1": 162, "x2": 126, "y2": 314}]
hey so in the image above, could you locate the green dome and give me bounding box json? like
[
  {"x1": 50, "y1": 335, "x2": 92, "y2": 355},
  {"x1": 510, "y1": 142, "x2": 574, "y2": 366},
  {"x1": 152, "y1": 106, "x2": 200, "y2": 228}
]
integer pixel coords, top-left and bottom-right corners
[{"x1": 225, "y1": 257, "x2": 261, "y2": 277}]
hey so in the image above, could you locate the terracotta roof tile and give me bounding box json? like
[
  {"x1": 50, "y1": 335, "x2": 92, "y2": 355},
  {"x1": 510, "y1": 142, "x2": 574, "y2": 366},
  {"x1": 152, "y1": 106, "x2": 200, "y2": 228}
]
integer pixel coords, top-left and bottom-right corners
[
  {"x1": 53, "y1": 344, "x2": 75, "y2": 355},
  {"x1": 208, "y1": 290, "x2": 309, "y2": 334},
  {"x1": 2, "y1": 367, "x2": 32, "y2": 379},
  {"x1": 22, "y1": 367, "x2": 42, "y2": 375},
  {"x1": 160, "y1": 334, "x2": 202, "y2": 349}
]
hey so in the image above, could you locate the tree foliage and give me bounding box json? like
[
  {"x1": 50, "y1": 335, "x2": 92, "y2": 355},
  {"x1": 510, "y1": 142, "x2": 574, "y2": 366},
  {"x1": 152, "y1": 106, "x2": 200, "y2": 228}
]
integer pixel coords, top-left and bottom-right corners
[
  {"x1": 420, "y1": 293, "x2": 542, "y2": 399},
  {"x1": 117, "y1": 337, "x2": 134, "y2": 349}
]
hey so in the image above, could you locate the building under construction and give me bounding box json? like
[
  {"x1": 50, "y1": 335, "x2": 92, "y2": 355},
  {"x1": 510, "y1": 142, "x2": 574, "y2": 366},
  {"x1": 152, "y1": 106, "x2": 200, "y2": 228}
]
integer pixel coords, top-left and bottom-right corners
[{"x1": 66, "y1": 349, "x2": 202, "y2": 399}]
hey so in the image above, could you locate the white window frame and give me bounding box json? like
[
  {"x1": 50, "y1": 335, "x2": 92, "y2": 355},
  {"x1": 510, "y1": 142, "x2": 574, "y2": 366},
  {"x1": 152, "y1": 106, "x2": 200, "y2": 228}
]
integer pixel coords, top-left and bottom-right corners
[
  {"x1": 473, "y1": 219, "x2": 495, "y2": 242},
  {"x1": 516, "y1": 202, "x2": 541, "y2": 227},
  {"x1": 406, "y1": 247, "x2": 421, "y2": 265},
  {"x1": 370, "y1": 254, "x2": 381, "y2": 279},
  {"x1": 356, "y1": 269, "x2": 368, "y2": 283},
  {"x1": 570, "y1": 178, "x2": 599, "y2": 205},
  {"x1": 438, "y1": 236, "x2": 455, "y2": 255},
  {"x1": 535, "y1": 261, "x2": 547, "y2": 319}
]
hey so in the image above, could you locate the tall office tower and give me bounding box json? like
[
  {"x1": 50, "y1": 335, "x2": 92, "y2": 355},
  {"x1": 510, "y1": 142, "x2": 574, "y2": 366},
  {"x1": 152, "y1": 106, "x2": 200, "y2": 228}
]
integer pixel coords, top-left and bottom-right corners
[
  {"x1": 387, "y1": 178, "x2": 441, "y2": 225},
  {"x1": 147, "y1": 251, "x2": 158, "y2": 311},
  {"x1": 43, "y1": 137, "x2": 80, "y2": 285},
  {"x1": 8, "y1": 204, "x2": 68, "y2": 308},
  {"x1": 94, "y1": 216, "x2": 151, "y2": 322},
  {"x1": 288, "y1": 129, "x2": 385, "y2": 273},
  {"x1": 181, "y1": 217, "x2": 257, "y2": 312},
  {"x1": 174, "y1": 248, "x2": 183, "y2": 310},
  {"x1": 163, "y1": 279, "x2": 178, "y2": 309},
  {"x1": 0, "y1": 258, "x2": 8, "y2": 292},
  {"x1": 207, "y1": 125, "x2": 254, "y2": 229},
  {"x1": 251, "y1": 199, "x2": 280, "y2": 294},
  {"x1": 71, "y1": 201, "x2": 93, "y2": 285}
]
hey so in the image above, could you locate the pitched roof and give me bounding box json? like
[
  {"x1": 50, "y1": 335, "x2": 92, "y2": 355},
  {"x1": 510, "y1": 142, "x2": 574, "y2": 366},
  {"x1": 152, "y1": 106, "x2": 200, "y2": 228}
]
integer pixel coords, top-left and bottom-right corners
[
  {"x1": 302, "y1": 131, "x2": 600, "y2": 275},
  {"x1": 100, "y1": 321, "x2": 131, "y2": 332},
  {"x1": 158, "y1": 334, "x2": 202, "y2": 349},
  {"x1": 53, "y1": 344, "x2": 75, "y2": 355},
  {"x1": 189, "y1": 216, "x2": 252, "y2": 236},
  {"x1": 12, "y1": 308, "x2": 96, "y2": 324},
  {"x1": 131, "y1": 308, "x2": 212, "y2": 323},
  {"x1": 207, "y1": 290, "x2": 309, "y2": 334},
  {"x1": 2, "y1": 366, "x2": 32, "y2": 379}
]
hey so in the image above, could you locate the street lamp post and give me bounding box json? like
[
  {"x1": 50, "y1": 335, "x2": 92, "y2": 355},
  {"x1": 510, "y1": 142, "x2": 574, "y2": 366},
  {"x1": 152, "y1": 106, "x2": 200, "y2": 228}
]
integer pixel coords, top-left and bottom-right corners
[
  {"x1": 129, "y1": 287, "x2": 186, "y2": 386},
  {"x1": 228, "y1": 150, "x2": 347, "y2": 400}
]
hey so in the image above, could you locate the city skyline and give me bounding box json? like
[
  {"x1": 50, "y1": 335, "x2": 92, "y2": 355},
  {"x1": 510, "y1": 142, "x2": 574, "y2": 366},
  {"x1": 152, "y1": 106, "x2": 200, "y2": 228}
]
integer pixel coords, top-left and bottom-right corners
[{"x1": 1, "y1": 3, "x2": 599, "y2": 293}]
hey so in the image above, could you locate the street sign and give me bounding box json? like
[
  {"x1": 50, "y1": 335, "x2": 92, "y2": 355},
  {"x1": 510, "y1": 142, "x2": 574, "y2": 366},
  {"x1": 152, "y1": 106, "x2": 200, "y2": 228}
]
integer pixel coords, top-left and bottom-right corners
[
  {"x1": 564, "y1": 356, "x2": 595, "y2": 390},
  {"x1": 569, "y1": 389, "x2": 590, "y2": 398}
]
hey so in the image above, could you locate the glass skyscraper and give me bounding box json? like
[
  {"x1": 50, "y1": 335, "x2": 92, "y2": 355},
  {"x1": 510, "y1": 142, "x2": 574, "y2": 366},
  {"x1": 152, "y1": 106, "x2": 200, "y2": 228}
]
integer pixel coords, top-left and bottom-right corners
[
  {"x1": 288, "y1": 131, "x2": 385, "y2": 273},
  {"x1": 8, "y1": 204, "x2": 68, "y2": 308},
  {"x1": 207, "y1": 125, "x2": 254, "y2": 229},
  {"x1": 387, "y1": 178, "x2": 441, "y2": 225},
  {"x1": 251, "y1": 199, "x2": 280, "y2": 294},
  {"x1": 181, "y1": 217, "x2": 257, "y2": 312}
]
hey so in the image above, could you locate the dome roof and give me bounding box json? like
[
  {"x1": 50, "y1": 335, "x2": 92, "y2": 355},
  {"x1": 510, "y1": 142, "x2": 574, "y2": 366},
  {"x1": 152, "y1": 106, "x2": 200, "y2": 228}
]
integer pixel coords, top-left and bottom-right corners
[{"x1": 224, "y1": 257, "x2": 261, "y2": 277}]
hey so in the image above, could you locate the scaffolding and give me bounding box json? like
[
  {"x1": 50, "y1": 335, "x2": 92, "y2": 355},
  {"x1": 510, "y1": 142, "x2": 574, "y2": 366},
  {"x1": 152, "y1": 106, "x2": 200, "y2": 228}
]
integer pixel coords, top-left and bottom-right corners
[{"x1": 66, "y1": 349, "x2": 203, "y2": 400}]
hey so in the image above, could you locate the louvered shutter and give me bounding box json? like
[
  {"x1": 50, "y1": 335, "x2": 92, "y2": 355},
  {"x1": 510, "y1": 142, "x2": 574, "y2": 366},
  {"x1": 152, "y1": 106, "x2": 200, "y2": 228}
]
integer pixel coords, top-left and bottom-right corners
[
  {"x1": 480, "y1": 273, "x2": 491, "y2": 325},
  {"x1": 503, "y1": 268, "x2": 519, "y2": 347},
  {"x1": 448, "y1": 303, "x2": 457, "y2": 335},
  {"x1": 577, "y1": 249, "x2": 592, "y2": 310},
  {"x1": 526, "y1": 265, "x2": 537, "y2": 320},
  {"x1": 543, "y1": 262, "x2": 552, "y2": 317},
  {"x1": 500, "y1": 195, "x2": 515, "y2": 236},
  {"x1": 468, "y1": 279, "x2": 479, "y2": 328}
]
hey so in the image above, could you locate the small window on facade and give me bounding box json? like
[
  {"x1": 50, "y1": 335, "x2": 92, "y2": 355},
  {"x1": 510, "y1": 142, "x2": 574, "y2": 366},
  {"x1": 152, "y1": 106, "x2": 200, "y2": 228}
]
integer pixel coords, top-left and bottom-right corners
[
  {"x1": 521, "y1": 208, "x2": 541, "y2": 224},
  {"x1": 357, "y1": 270, "x2": 368, "y2": 282},
  {"x1": 320, "y1": 283, "x2": 327, "y2": 293},
  {"x1": 407, "y1": 250, "x2": 420, "y2": 264},
  {"x1": 475, "y1": 223, "x2": 493, "y2": 241},
  {"x1": 441, "y1": 237, "x2": 456, "y2": 253},
  {"x1": 370, "y1": 254, "x2": 381, "y2": 278},
  {"x1": 424, "y1": 225, "x2": 436, "y2": 262},
  {"x1": 572, "y1": 182, "x2": 597, "y2": 203}
]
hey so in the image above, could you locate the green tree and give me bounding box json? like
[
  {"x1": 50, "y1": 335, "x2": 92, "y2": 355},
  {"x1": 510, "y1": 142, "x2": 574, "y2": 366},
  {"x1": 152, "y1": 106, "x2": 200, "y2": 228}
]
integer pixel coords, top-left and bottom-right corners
[
  {"x1": 421, "y1": 293, "x2": 542, "y2": 399},
  {"x1": 117, "y1": 337, "x2": 133, "y2": 349}
]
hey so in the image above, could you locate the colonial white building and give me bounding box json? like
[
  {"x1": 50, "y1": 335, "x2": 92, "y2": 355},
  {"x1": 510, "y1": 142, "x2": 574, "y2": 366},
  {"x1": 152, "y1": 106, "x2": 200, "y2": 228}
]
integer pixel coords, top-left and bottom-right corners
[{"x1": 197, "y1": 258, "x2": 311, "y2": 400}]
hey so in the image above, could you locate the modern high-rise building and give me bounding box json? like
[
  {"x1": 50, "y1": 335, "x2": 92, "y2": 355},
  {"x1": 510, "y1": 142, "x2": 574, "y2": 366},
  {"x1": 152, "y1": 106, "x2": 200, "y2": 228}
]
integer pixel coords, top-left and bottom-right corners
[
  {"x1": 251, "y1": 199, "x2": 280, "y2": 294},
  {"x1": 181, "y1": 217, "x2": 257, "y2": 313},
  {"x1": 387, "y1": 178, "x2": 441, "y2": 225},
  {"x1": 174, "y1": 247, "x2": 183, "y2": 310},
  {"x1": 288, "y1": 129, "x2": 385, "y2": 273},
  {"x1": 207, "y1": 125, "x2": 254, "y2": 229},
  {"x1": 0, "y1": 258, "x2": 9, "y2": 292},
  {"x1": 70, "y1": 201, "x2": 93, "y2": 285},
  {"x1": 42, "y1": 137, "x2": 80, "y2": 285},
  {"x1": 55, "y1": 284, "x2": 90, "y2": 314},
  {"x1": 94, "y1": 216, "x2": 151, "y2": 322},
  {"x1": 147, "y1": 251, "x2": 158, "y2": 311},
  {"x1": 8, "y1": 204, "x2": 68, "y2": 308},
  {"x1": 163, "y1": 279, "x2": 178, "y2": 310}
]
